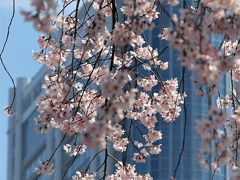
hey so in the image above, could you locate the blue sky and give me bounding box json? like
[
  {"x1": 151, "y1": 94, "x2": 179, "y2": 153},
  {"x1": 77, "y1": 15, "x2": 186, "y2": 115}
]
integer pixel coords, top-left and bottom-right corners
[{"x1": 0, "y1": 2, "x2": 41, "y2": 179}]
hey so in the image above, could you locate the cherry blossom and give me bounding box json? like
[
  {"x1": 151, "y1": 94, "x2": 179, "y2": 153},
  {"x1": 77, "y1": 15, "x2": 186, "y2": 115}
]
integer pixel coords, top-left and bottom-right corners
[
  {"x1": 35, "y1": 161, "x2": 54, "y2": 176},
  {"x1": 63, "y1": 144, "x2": 87, "y2": 156},
  {"x1": 72, "y1": 171, "x2": 96, "y2": 180},
  {"x1": 17, "y1": 0, "x2": 240, "y2": 179},
  {"x1": 107, "y1": 163, "x2": 152, "y2": 180}
]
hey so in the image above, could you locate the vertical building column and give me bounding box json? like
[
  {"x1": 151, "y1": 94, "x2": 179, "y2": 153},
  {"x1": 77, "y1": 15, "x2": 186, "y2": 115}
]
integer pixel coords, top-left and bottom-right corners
[
  {"x1": 14, "y1": 78, "x2": 28, "y2": 180},
  {"x1": 7, "y1": 88, "x2": 15, "y2": 180}
]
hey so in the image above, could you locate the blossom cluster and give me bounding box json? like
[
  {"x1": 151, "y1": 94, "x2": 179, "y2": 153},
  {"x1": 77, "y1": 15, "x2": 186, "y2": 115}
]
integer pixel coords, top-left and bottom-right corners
[
  {"x1": 35, "y1": 161, "x2": 54, "y2": 176},
  {"x1": 23, "y1": 0, "x2": 183, "y2": 178},
  {"x1": 164, "y1": 9, "x2": 222, "y2": 90},
  {"x1": 22, "y1": 0, "x2": 56, "y2": 33},
  {"x1": 107, "y1": 163, "x2": 152, "y2": 180}
]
